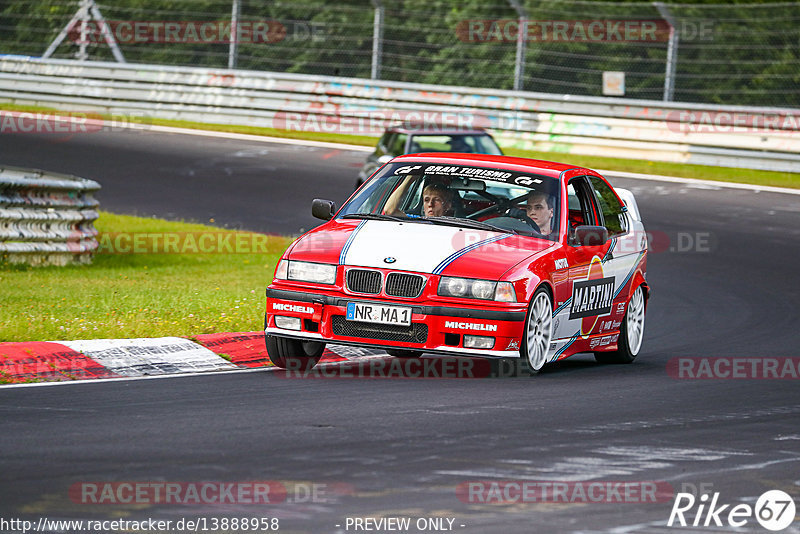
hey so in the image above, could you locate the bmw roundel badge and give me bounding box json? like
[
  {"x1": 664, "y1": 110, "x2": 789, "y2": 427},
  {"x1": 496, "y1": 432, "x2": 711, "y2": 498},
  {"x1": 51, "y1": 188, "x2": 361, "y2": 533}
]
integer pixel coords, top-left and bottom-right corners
[{"x1": 384, "y1": 257, "x2": 397, "y2": 264}]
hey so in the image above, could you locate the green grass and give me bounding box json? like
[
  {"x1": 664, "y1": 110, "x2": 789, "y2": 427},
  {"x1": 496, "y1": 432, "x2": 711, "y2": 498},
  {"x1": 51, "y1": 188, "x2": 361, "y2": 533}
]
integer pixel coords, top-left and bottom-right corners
[
  {"x1": 2, "y1": 102, "x2": 798, "y2": 189},
  {"x1": 0, "y1": 212, "x2": 292, "y2": 342}
]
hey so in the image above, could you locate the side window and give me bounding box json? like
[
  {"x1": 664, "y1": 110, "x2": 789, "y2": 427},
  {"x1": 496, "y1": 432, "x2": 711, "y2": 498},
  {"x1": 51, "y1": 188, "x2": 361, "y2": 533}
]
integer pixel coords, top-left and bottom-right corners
[
  {"x1": 389, "y1": 133, "x2": 408, "y2": 155},
  {"x1": 376, "y1": 132, "x2": 393, "y2": 157},
  {"x1": 567, "y1": 177, "x2": 599, "y2": 230},
  {"x1": 589, "y1": 177, "x2": 627, "y2": 236}
]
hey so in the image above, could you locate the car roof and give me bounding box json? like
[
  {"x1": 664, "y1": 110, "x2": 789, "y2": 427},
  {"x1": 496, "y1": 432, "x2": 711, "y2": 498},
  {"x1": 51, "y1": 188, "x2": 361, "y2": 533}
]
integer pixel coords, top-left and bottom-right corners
[
  {"x1": 387, "y1": 123, "x2": 491, "y2": 135},
  {"x1": 392, "y1": 153, "x2": 583, "y2": 178}
]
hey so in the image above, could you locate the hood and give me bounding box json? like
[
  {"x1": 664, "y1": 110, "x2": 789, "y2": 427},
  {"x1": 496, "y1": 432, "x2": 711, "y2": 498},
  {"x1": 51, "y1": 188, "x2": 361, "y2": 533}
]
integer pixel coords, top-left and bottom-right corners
[{"x1": 324, "y1": 220, "x2": 556, "y2": 280}]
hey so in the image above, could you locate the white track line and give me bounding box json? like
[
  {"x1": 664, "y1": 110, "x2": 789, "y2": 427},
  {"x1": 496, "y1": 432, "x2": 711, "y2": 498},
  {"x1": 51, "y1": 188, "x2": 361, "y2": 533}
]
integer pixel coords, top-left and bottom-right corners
[
  {"x1": 0, "y1": 366, "x2": 265, "y2": 389},
  {"x1": 140, "y1": 124, "x2": 799, "y2": 196},
  {"x1": 598, "y1": 168, "x2": 800, "y2": 196},
  {"x1": 0, "y1": 354, "x2": 392, "y2": 389},
  {"x1": 126, "y1": 122, "x2": 374, "y2": 152}
]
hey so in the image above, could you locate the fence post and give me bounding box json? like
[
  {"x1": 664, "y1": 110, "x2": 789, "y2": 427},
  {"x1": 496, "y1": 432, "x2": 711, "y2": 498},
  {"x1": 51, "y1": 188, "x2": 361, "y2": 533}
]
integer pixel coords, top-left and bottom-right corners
[
  {"x1": 228, "y1": 0, "x2": 240, "y2": 69},
  {"x1": 371, "y1": 0, "x2": 384, "y2": 79},
  {"x1": 654, "y1": 2, "x2": 679, "y2": 102},
  {"x1": 507, "y1": 0, "x2": 527, "y2": 92}
]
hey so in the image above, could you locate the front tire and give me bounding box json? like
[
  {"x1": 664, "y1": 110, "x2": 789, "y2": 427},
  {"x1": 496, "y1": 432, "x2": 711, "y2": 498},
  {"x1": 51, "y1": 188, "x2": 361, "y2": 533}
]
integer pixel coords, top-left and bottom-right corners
[
  {"x1": 595, "y1": 284, "x2": 646, "y2": 364},
  {"x1": 518, "y1": 286, "x2": 553, "y2": 376},
  {"x1": 266, "y1": 335, "x2": 325, "y2": 370}
]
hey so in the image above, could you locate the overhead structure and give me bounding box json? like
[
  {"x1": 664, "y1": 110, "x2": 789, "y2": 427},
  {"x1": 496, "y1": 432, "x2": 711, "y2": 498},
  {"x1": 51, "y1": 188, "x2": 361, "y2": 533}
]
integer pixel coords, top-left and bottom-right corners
[{"x1": 43, "y1": 0, "x2": 125, "y2": 63}]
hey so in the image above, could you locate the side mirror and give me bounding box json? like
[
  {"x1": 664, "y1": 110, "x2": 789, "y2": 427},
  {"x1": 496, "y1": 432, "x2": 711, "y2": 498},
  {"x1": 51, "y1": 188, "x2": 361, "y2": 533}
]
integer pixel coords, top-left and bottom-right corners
[
  {"x1": 311, "y1": 199, "x2": 336, "y2": 221},
  {"x1": 574, "y1": 225, "x2": 609, "y2": 246},
  {"x1": 377, "y1": 154, "x2": 393, "y2": 164}
]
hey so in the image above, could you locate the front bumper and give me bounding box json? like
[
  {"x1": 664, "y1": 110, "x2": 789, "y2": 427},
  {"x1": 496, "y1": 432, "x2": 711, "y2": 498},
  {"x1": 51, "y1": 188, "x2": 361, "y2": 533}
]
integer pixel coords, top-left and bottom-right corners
[{"x1": 265, "y1": 288, "x2": 526, "y2": 359}]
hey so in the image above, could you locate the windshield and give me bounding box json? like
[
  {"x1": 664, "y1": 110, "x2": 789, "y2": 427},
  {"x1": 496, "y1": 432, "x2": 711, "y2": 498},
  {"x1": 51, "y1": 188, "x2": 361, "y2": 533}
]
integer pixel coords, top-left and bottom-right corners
[
  {"x1": 339, "y1": 162, "x2": 560, "y2": 240},
  {"x1": 408, "y1": 134, "x2": 503, "y2": 155}
]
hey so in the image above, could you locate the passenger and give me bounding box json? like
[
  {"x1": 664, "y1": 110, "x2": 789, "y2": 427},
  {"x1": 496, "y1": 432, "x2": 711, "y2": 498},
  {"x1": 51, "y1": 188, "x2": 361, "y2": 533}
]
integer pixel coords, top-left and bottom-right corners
[{"x1": 384, "y1": 178, "x2": 453, "y2": 217}]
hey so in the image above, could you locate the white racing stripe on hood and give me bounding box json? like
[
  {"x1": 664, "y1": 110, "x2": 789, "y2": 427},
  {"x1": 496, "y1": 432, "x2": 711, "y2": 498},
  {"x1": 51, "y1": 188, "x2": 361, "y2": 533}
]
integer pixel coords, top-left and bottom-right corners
[{"x1": 341, "y1": 220, "x2": 500, "y2": 274}]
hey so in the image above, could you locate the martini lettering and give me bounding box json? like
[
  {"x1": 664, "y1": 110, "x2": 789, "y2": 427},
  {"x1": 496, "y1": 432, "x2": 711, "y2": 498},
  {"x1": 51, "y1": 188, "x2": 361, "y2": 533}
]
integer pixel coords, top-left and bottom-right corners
[{"x1": 570, "y1": 277, "x2": 615, "y2": 319}]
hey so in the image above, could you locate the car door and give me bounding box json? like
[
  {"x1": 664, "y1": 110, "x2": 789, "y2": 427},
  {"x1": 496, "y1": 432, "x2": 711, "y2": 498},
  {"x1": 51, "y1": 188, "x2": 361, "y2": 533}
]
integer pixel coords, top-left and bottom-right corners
[
  {"x1": 586, "y1": 174, "x2": 643, "y2": 335},
  {"x1": 552, "y1": 176, "x2": 616, "y2": 343}
]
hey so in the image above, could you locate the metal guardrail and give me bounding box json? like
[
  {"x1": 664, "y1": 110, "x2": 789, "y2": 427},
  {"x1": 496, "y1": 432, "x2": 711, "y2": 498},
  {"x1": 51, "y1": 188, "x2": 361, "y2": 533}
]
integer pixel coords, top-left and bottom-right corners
[
  {"x1": 0, "y1": 165, "x2": 100, "y2": 265},
  {"x1": 0, "y1": 56, "x2": 798, "y2": 173}
]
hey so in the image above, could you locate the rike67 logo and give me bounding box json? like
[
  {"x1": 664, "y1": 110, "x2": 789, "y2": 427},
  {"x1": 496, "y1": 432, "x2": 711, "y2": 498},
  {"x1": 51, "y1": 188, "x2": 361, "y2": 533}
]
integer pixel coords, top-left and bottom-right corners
[{"x1": 668, "y1": 490, "x2": 796, "y2": 531}]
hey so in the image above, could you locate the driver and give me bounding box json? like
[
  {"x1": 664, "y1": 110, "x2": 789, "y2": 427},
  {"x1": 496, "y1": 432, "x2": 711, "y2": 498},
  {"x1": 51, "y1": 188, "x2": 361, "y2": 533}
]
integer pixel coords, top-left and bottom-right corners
[
  {"x1": 525, "y1": 192, "x2": 555, "y2": 235},
  {"x1": 447, "y1": 137, "x2": 472, "y2": 153},
  {"x1": 384, "y1": 177, "x2": 453, "y2": 218}
]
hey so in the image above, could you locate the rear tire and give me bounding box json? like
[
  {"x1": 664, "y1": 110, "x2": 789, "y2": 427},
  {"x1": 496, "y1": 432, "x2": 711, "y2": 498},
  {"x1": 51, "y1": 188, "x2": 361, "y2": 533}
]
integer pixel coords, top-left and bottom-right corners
[
  {"x1": 266, "y1": 335, "x2": 325, "y2": 370},
  {"x1": 595, "y1": 284, "x2": 646, "y2": 364},
  {"x1": 517, "y1": 286, "x2": 553, "y2": 376},
  {"x1": 386, "y1": 349, "x2": 422, "y2": 358}
]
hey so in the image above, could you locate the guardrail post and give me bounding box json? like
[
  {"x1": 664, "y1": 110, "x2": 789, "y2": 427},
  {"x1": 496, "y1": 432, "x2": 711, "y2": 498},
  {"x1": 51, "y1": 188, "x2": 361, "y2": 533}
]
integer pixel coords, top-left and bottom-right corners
[
  {"x1": 508, "y1": 0, "x2": 527, "y2": 92},
  {"x1": 229, "y1": 0, "x2": 241, "y2": 69},
  {"x1": 371, "y1": 0, "x2": 384, "y2": 79},
  {"x1": 654, "y1": 2, "x2": 679, "y2": 102}
]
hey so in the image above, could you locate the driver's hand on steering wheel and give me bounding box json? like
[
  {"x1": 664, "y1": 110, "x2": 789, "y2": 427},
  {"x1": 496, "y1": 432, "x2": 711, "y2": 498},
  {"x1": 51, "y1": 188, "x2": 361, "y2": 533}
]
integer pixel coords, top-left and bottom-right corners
[
  {"x1": 504, "y1": 207, "x2": 541, "y2": 234},
  {"x1": 504, "y1": 207, "x2": 527, "y2": 219}
]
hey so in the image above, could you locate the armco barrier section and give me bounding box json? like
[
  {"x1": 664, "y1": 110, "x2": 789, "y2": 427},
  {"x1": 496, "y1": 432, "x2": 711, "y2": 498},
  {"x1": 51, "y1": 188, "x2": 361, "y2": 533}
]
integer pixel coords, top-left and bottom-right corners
[
  {"x1": 0, "y1": 165, "x2": 100, "y2": 265},
  {"x1": 0, "y1": 56, "x2": 799, "y2": 173}
]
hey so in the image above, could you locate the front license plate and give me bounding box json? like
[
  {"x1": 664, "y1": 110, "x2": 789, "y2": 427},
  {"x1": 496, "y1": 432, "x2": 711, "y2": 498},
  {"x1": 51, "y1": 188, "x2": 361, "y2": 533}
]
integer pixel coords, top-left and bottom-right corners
[{"x1": 346, "y1": 302, "x2": 412, "y2": 326}]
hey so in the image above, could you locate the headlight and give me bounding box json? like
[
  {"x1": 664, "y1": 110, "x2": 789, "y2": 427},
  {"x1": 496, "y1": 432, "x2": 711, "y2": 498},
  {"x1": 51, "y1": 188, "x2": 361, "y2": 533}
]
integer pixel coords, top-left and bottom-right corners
[
  {"x1": 438, "y1": 277, "x2": 517, "y2": 302},
  {"x1": 442, "y1": 277, "x2": 469, "y2": 297},
  {"x1": 276, "y1": 260, "x2": 337, "y2": 284},
  {"x1": 471, "y1": 280, "x2": 495, "y2": 300}
]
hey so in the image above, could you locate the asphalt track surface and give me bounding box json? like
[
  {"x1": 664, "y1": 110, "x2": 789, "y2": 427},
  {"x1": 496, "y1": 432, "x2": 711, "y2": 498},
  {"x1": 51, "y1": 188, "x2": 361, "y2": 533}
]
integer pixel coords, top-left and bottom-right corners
[{"x1": 1, "y1": 129, "x2": 799, "y2": 534}]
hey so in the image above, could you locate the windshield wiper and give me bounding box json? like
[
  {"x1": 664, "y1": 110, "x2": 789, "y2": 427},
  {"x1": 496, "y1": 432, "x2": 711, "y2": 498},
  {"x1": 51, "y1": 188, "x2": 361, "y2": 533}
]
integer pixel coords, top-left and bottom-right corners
[
  {"x1": 341, "y1": 213, "x2": 408, "y2": 222},
  {"x1": 427, "y1": 216, "x2": 514, "y2": 234}
]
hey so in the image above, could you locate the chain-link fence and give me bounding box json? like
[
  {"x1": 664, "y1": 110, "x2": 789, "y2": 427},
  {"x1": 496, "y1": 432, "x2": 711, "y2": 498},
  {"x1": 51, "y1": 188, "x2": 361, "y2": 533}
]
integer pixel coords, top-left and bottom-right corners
[{"x1": 1, "y1": 0, "x2": 798, "y2": 107}]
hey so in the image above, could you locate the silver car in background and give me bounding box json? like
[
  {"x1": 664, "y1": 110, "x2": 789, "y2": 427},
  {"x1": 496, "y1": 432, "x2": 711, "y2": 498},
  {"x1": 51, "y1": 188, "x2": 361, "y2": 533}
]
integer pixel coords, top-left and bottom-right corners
[{"x1": 356, "y1": 124, "x2": 503, "y2": 187}]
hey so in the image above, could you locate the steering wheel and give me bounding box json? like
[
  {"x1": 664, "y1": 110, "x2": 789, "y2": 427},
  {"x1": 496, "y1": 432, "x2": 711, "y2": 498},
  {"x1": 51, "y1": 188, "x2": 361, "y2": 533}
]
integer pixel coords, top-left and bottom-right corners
[{"x1": 505, "y1": 207, "x2": 541, "y2": 234}]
